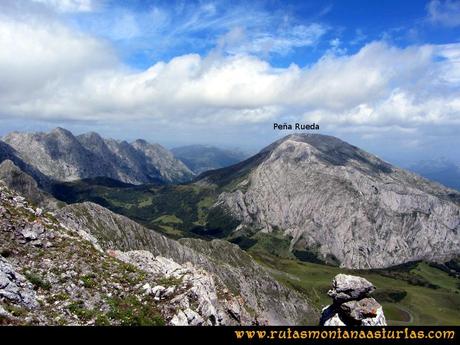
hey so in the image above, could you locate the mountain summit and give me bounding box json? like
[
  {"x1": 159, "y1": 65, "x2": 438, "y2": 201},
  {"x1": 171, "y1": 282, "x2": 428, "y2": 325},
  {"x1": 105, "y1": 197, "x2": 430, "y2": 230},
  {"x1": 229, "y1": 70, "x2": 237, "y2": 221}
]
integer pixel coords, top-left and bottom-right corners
[{"x1": 201, "y1": 134, "x2": 460, "y2": 269}]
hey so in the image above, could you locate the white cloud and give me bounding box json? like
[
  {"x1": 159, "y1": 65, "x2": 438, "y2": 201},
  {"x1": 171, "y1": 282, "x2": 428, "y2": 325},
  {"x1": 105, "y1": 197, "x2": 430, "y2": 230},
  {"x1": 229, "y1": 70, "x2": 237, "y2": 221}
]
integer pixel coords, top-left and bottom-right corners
[
  {"x1": 427, "y1": 0, "x2": 460, "y2": 27},
  {"x1": 0, "y1": 16, "x2": 116, "y2": 101},
  {"x1": 0, "y1": 12, "x2": 459, "y2": 139}
]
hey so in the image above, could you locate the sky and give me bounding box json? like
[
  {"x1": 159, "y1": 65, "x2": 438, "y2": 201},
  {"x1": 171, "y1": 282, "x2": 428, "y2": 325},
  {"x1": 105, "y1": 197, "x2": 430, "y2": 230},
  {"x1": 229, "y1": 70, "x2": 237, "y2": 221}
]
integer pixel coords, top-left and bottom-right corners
[{"x1": 0, "y1": 0, "x2": 459, "y2": 166}]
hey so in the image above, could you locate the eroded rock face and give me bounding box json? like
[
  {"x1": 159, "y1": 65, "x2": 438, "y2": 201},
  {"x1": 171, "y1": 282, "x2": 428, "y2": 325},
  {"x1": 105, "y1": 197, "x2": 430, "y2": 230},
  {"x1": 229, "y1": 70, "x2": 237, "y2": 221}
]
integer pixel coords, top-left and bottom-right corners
[
  {"x1": 214, "y1": 134, "x2": 460, "y2": 269},
  {"x1": 0, "y1": 160, "x2": 59, "y2": 211},
  {"x1": 2, "y1": 182, "x2": 289, "y2": 326},
  {"x1": 320, "y1": 274, "x2": 386, "y2": 326}
]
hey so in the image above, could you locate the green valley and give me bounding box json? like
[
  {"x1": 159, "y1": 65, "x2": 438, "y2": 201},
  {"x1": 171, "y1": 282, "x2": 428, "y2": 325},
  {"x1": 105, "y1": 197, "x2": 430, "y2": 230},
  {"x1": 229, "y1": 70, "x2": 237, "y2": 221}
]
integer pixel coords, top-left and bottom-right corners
[
  {"x1": 51, "y1": 177, "x2": 229, "y2": 240},
  {"x1": 251, "y1": 252, "x2": 460, "y2": 325}
]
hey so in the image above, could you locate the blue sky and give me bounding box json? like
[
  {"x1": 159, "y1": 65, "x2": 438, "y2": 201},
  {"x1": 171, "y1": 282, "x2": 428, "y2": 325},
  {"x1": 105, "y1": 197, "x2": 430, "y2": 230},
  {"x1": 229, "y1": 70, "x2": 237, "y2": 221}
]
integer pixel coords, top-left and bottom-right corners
[
  {"x1": 64, "y1": 0, "x2": 459, "y2": 69},
  {"x1": 0, "y1": 0, "x2": 459, "y2": 166}
]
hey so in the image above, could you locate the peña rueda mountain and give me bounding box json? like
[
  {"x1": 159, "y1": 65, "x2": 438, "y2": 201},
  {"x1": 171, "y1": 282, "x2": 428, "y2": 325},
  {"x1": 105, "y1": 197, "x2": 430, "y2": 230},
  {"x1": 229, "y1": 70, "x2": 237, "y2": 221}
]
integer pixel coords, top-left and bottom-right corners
[{"x1": 199, "y1": 134, "x2": 460, "y2": 269}]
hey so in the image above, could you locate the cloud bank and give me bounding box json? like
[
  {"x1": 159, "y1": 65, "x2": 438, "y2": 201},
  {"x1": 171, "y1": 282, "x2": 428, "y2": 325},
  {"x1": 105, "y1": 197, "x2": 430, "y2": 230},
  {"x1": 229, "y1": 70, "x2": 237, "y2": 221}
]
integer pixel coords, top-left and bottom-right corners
[
  {"x1": 0, "y1": 0, "x2": 459, "y2": 162},
  {"x1": 1, "y1": 10, "x2": 459, "y2": 131}
]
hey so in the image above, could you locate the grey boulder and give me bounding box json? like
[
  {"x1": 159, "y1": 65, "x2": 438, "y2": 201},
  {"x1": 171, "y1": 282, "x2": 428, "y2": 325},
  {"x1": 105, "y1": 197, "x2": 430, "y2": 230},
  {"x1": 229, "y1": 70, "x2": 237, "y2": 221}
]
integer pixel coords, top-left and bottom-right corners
[{"x1": 327, "y1": 274, "x2": 375, "y2": 302}]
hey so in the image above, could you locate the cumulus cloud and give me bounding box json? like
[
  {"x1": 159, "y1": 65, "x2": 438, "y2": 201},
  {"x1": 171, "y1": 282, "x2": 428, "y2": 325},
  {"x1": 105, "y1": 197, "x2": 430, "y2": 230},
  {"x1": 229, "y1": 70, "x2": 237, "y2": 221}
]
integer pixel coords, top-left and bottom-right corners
[
  {"x1": 0, "y1": 14, "x2": 117, "y2": 113},
  {"x1": 427, "y1": 0, "x2": 460, "y2": 27}
]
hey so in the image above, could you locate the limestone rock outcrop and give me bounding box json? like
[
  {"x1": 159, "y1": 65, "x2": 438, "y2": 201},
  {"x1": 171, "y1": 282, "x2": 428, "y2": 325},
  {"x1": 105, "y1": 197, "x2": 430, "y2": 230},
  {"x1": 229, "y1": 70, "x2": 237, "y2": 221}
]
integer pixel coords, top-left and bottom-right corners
[
  {"x1": 110, "y1": 250, "x2": 250, "y2": 325},
  {"x1": 0, "y1": 181, "x2": 316, "y2": 325},
  {"x1": 320, "y1": 274, "x2": 387, "y2": 326},
  {"x1": 0, "y1": 256, "x2": 38, "y2": 310}
]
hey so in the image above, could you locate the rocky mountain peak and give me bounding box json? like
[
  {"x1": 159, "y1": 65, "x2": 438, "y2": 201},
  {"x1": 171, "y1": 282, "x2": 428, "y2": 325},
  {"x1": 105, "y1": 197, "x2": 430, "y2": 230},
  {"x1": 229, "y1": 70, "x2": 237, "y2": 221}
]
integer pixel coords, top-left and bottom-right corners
[
  {"x1": 214, "y1": 133, "x2": 460, "y2": 269},
  {"x1": 77, "y1": 131, "x2": 104, "y2": 143},
  {"x1": 132, "y1": 139, "x2": 149, "y2": 147},
  {"x1": 265, "y1": 133, "x2": 394, "y2": 175},
  {"x1": 50, "y1": 127, "x2": 73, "y2": 137}
]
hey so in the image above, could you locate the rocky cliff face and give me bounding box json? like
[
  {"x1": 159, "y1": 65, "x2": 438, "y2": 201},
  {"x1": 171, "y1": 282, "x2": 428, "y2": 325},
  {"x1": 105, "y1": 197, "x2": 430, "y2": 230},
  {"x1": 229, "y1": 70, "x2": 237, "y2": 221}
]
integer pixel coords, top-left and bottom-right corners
[
  {"x1": 2, "y1": 128, "x2": 194, "y2": 184},
  {"x1": 0, "y1": 181, "x2": 315, "y2": 325},
  {"x1": 109, "y1": 250, "x2": 250, "y2": 325},
  {"x1": 320, "y1": 274, "x2": 387, "y2": 326},
  {"x1": 56, "y1": 202, "x2": 317, "y2": 325},
  {"x1": 205, "y1": 134, "x2": 460, "y2": 269},
  {"x1": 131, "y1": 139, "x2": 193, "y2": 183},
  {"x1": 0, "y1": 140, "x2": 51, "y2": 189}
]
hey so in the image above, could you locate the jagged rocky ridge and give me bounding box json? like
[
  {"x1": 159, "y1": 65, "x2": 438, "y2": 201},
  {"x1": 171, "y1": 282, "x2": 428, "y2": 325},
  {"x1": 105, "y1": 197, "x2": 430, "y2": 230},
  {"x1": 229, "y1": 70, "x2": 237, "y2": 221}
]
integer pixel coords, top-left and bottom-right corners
[
  {"x1": 200, "y1": 134, "x2": 460, "y2": 269},
  {"x1": 55, "y1": 202, "x2": 316, "y2": 325},
  {"x1": 320, "y1": 274, "x2": 387, "y2": 326},
  {"x1": 0, "y1": 175, "x2": 315, "y2": 325},
  {"x1": 2, "y1": 128, "x2": 194, "y2": 184}
]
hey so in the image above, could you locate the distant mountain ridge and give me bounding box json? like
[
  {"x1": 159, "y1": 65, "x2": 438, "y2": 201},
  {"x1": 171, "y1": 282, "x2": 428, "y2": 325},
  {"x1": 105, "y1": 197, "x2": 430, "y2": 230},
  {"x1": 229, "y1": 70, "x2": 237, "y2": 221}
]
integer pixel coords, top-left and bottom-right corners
[
  {"x1": 172, "y1": 145, "x2": 248, "y2": 174},
  {"x1": 409, "y1": 158, "x2": 460, "y2": 192},
  {"x1": 1, "y1": 128, "x2": 194, "y2": 185}
]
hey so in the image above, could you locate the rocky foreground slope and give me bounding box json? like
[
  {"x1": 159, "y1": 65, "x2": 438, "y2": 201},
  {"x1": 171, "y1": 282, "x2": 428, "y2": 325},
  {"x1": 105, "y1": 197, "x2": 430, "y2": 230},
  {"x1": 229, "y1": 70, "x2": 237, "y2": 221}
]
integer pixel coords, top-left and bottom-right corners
[
  {"x1": 0, "y1": 174, "x2": 315, "y2": 325},
  {"x1": 201, "y1": 134, "x2": 460, "y2": 269},
  {"x1": 55, "y1": 202, "x2": 315, "y2": 325},
  {"x1": 2, "y1": 128, "x2": 193, "y2": 184}
]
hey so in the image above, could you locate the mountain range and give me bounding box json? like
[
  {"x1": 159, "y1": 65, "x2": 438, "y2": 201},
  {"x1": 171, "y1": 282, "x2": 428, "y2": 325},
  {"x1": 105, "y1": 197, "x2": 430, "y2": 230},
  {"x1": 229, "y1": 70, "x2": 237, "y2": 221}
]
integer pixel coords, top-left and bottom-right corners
[
  {"x1": 1, "y1": 128, "x2": 194, "y2": 185},
  {"x1": 1, "y1": 128, "x2": 459, "y2": 325},
  {"x1": 47, "y1": 130, "x2": 459, "y2": 269}
]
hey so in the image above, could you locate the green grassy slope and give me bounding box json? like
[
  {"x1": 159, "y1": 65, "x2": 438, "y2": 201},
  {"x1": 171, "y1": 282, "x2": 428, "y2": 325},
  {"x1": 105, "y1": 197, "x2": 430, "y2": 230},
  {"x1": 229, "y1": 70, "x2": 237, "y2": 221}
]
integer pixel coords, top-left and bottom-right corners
[
  {"x1": 250, "y1": 252, "x2": 460, "y2": 325},
  {"x1": 51, "y1": 178, "x2": 233, "y2": 239}
]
